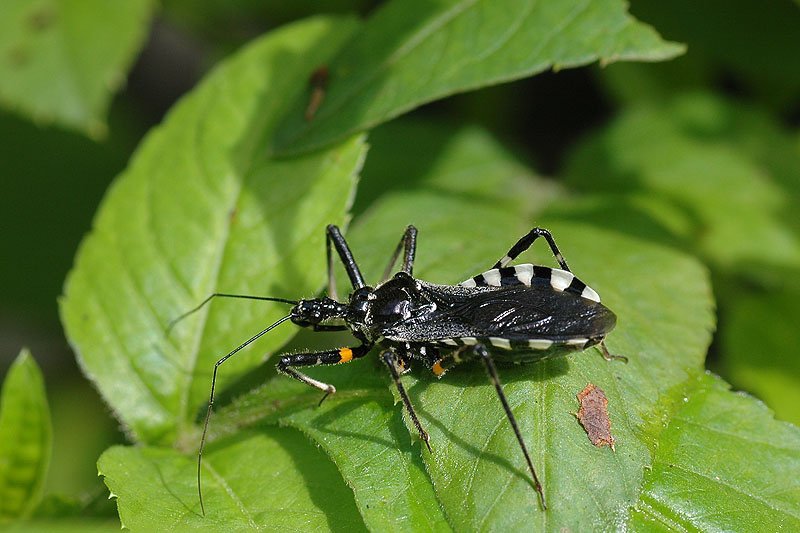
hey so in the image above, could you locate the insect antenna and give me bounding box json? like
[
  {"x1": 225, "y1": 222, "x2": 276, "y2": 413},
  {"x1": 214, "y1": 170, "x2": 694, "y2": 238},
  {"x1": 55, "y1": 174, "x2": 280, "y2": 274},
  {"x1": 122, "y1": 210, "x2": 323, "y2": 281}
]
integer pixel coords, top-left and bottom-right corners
[
  {"x1": 197, "y1": 314, "x2": 294, "y2": 516},
  {"x1": 166, "y1": 293, "x2": 298, "y2": 335}
]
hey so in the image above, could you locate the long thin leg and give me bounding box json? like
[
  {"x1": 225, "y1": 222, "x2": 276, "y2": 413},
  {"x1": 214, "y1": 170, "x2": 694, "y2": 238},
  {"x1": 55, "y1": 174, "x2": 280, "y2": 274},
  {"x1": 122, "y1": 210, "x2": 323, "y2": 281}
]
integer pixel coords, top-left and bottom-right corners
[
  {"x1": 382, "y1": 350, "x2": 432, "y2": 452},
  {"x1": 197, "y1": 315, "x2": 293, "y2": 516},
  {"x1": 326, "y1": 225, "x2": 366, "y2": 301},
  {"x1": 381, "y1": 225, "x2": 418, "y2": 281},
  {"x1": 493, "y1": 227, "x2": 570, "y2": 272},
  {"x1": 474, "y1": 344, "x2": 546, "y2": 510}
]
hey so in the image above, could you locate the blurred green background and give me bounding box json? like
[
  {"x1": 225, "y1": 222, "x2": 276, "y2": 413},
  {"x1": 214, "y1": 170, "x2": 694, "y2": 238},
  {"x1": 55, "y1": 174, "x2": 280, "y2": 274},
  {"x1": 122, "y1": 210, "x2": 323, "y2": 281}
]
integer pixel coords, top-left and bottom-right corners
[{"x1": 1, "y1": 0, "x2": 798, "y2": 522}]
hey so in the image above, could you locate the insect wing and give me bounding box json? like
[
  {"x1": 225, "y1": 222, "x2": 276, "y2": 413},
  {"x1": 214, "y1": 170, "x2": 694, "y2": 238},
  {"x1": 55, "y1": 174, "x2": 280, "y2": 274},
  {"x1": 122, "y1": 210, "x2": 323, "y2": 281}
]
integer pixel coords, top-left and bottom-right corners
[
  {"x1": 398, "y1": 283, "x2": 616, "y2": 342},
  {"x1": 460, "y1": 285, "x2": 615, "y2": 339}
]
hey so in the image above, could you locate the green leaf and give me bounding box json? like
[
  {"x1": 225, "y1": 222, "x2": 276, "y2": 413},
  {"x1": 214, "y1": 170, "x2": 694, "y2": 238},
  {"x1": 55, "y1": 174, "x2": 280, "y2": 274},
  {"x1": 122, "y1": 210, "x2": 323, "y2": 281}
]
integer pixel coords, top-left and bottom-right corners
[
  {"x1": 98, "y1": 427, "x2": 367, "y2": 531},
  {"x1": 5, "y1": 519, "x2": 121, "y2": 533},
  {"x1": 0, "y1": 0, "x2": 153, "y2": 137},
  {"x1": 271, "y1": 0, "x2": 684, "y2": 155},
  {"x1": 562, "y1": 91, "x2": 800, "y2": 430},
  {"x1": 722, "y1": 290, "x2": 800, "y2": 425},
  {"x1": 630, "y1": 372, "x2": 800, "y2": 531},
  {"x1": 0, "y1": 349, "x2": 52, "y2": 522},
  {"x1": 281, "y1": 379, "x2": 452, "y2": 532},
  {"x1": 564, "y1": 93, "x2": 800, "y2": 276},
  {"x1": 371, "y1": 204, "x2": 714, "y2": 530},
  {"x1": 59, "y1": 15, "x2": 365, "y2": 446},
  {"x1": 204, "y1": 188, "x2": 716, "y2": 530},
  {"x1": 204, "y1": 124, "x2": 554, "y2": 530},
  {"x1": 354, "y1": 118, "x2": 560, "y2": 218}
]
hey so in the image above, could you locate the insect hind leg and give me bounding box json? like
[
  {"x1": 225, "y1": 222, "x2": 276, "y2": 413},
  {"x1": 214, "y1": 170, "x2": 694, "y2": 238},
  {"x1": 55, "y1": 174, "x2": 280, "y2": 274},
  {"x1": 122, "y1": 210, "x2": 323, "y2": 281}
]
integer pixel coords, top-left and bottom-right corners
[
  {"x1": 598, "y1": 340, "x2": 628, "y2": 363},
  {"x1": 493, "y1": 227, "x2": 570, "y2": 272},
  {"x1": 474, "y1": 344, "x2": 546, "y2": 510}
]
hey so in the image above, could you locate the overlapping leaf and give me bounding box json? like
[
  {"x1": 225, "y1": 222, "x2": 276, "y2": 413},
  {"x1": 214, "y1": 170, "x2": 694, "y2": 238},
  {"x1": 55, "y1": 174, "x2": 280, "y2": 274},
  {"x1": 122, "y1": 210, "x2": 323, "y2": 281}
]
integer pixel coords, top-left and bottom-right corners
[
  {"x1": 98, "y1": 427, "x2": 367, "y2": 531},
  {"x1": 60, "y1": 16, "x2": 364, "y2": 446},
  {"x1": 50, "y1": 5, "x2": 800, "y2": 531},
  {"x1": 563, "y1": 93, "x2": 800, "y2": 428},
  {"x1": 0, "y1": 0, "x2": 153, "y2": 136},
  {"x1": 564, "y1": 93, "x2": 800, "y2": 275},
  {"x1": 0, "y1": 350, "x2": 51, "y2": 522},
  {"x1": 630, "y1": 373, "x2": 800, "y2": 531},
  {"x1": 352, "y1": 196, "x2": 713, "y2": 530},
  {"x1": 722, "y1": 291, "x2": 800, "y2": 424},
  {"x1": 271, "y1": 0, "x2": 684, "y2": 154}
]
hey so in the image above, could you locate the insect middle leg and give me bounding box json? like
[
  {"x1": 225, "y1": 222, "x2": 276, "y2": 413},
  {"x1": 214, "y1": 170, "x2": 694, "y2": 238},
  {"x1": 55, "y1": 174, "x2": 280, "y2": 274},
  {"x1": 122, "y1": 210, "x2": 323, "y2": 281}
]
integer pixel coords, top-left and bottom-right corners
[
  {"x1": 381, "y1": 225, "x2": 418, "y2": 281},
  {"x1": 382, "y1": 349, "x2": 432, "y2": 452},
  {"x1": 277, "y1": 343, "x2": 372, "y2": 404},
  {"x1": 493, "y1": 227, "x2": 570, "y2": 271},
  {"x1": 326, "y1": 224, "x2": 367, "y2": 300}
]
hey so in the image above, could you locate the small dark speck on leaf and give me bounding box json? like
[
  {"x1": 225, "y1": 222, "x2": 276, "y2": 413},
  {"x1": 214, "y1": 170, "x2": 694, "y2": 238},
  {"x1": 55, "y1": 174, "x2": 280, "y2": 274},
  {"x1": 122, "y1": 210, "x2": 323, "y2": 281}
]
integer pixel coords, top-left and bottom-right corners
[
  {"x1": 7, "y1": 46, "x2": 29, "y2": 67},
  {"x1": 304, "y1": 65, "x2": 329, "y2": 121},
  {"x1": 576, "y1": 383, "x2": 615, "y2": 450},
  {"x1": 28, "y1": 6, "x2": 57, "y2": 31}
]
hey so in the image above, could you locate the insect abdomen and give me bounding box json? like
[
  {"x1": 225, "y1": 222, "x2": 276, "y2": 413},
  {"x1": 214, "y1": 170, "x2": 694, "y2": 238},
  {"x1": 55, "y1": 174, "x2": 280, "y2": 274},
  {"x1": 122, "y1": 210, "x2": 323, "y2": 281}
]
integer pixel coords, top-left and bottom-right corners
[
  {"x1": 432, "y1": 335, "x2": 605, "y2": 362},
  {"x1": 460, "y1": 264, "x2": 601, "y2": 303}
]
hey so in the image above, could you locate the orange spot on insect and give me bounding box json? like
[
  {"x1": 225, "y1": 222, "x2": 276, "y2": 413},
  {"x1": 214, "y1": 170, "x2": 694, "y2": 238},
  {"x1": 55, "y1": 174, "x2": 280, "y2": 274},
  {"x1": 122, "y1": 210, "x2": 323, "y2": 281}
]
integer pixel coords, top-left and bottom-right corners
[
  {"x1": 432, "y1": 361, "x2": 445, "y2": 377},
  {"x1": 339, "y1": 347, "x2": 353, "y2": 363}
]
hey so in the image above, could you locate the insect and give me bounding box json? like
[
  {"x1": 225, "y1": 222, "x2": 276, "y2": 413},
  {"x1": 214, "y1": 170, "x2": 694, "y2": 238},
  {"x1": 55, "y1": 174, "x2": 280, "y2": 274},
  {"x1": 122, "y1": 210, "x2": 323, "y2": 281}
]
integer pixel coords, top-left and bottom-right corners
[{"x1": 172, "y1": 225, "x2": 624, "y2": 515}]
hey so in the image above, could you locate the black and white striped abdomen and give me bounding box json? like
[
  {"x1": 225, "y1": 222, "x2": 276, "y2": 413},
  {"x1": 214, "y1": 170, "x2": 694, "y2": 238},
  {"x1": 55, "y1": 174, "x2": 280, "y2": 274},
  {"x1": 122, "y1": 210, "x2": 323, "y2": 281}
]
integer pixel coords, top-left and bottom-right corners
[
  {"x1": 430, "y1": 335, "x2": 605, "y2": 363},
  {"x1": 432, "y1": 335, "x2": 601, "y2": 351},
  {"x1": 460, "y1": 264, "x2": 601, "y2": 303}
]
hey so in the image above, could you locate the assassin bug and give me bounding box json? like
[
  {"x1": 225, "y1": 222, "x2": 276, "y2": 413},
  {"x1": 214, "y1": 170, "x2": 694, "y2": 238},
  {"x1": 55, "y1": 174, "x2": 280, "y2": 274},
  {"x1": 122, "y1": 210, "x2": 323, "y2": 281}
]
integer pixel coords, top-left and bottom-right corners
[{"x1": 172, "y1": 225, "x2": 624, "y2": 515}]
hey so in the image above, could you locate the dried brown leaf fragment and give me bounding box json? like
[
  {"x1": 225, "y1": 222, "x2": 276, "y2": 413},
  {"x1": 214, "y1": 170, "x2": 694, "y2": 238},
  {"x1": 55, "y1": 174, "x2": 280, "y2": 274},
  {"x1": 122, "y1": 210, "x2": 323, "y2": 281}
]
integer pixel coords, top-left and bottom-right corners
[{"x1": 576, "y1": 383, "x2": 616, "y2": 450}]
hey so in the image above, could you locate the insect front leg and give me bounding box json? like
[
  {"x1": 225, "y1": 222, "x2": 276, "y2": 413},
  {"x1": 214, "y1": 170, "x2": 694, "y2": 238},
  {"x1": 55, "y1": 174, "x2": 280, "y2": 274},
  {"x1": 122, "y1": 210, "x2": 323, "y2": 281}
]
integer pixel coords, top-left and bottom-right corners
[
  {"x1": 493, "y1": 227, "x2": 570, "y2": 271},
  {"x1": 326, "y1": 224, "x2": 366, "y2": 301},
  {"x1": 382, "y1": 349, "x2": 432, "y2": 453},
  {"x1": 381, "y1": 225, "x2": 418, "y2": 281},
  {"x1": 277, "y1": 343, "x2": 372, "y2": 404},
  {"x1": 473, "y1": 344, "x2": 547, "y2": 510}
]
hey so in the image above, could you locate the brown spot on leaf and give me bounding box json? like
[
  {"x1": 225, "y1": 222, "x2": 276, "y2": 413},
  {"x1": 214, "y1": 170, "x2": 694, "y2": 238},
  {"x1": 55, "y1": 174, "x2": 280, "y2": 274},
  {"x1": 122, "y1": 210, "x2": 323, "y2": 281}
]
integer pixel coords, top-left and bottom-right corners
[
  {"x1": 304, "y1": 65, "x2": 329, "y2": 121},
  {"x1": 576, "y1": 383, "x2": 615, "y2": 450},
  {"x1": 28, "y1": 6, "x2": 57, "y2": 31},
  {"x1": 7, "y1": 45, "x2": 29, "y2": 67}
]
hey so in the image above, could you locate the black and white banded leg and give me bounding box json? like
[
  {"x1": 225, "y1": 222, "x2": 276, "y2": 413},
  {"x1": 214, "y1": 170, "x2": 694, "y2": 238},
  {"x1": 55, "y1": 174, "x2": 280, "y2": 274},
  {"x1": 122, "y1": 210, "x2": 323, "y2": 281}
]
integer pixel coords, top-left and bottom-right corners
[
  {"x1": 381, "y1": 225, "x2": 418, "y2": 281},
  {"x1": 277, "y1": 343, "x2": 373, "y2": 404},
  {"x1": 382, "y1": 349, "x2": 432, "y2": 453},
  {"x1": 493, "y1": 227, "x2": 570, "y2": 271}
]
